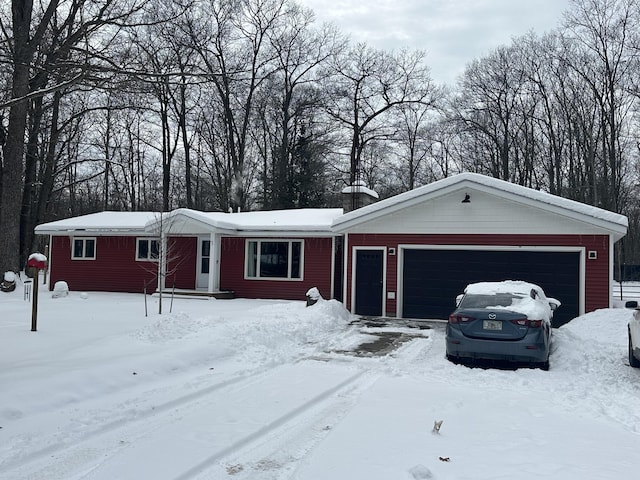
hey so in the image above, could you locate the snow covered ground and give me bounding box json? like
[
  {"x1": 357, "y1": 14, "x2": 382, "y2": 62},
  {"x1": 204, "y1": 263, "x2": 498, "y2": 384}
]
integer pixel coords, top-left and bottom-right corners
[{"x1": 1, "y1": 281, "x2": 640, "y2": 480}]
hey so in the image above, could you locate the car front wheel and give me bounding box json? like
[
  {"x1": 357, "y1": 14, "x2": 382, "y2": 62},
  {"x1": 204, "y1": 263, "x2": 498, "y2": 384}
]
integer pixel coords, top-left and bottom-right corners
[{"x1": 629, "y1": 332, "x2": 640, "y2": 368}]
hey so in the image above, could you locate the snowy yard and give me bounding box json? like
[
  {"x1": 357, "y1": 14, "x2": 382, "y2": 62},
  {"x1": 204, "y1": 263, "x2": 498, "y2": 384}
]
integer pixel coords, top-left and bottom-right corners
[{"x1": 1, "y1": 283, "x2": 640, "y2": 480}]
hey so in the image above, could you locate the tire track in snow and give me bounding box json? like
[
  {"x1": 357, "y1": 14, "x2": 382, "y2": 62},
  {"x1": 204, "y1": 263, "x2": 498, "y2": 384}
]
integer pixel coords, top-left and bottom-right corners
[
  {"x1": 175, "y1": 368, "x2": 373, "y2": 480},
  {"x1": 1, "y1": 362, "x2": 308, "y2": 478},
  {"x1": 3, "y1": 362, "x2": 369, "y2": 480},
  {"x1": 188, "y1": 333, "x2": 437, "y2": 479}
]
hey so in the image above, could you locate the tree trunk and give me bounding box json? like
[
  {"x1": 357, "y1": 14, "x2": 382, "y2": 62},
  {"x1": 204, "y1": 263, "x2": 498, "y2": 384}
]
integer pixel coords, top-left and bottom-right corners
[{"x1": 0, "y1": 59, "x2": 31, "y2": 273}]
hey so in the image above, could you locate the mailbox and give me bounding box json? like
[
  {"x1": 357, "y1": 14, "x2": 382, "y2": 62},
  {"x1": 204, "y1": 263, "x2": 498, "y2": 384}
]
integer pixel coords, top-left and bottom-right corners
[
  {"x1": 27, "y1": 253, "x2": 47, "y2": 332},
  {"x1": 27, "y1": 257, "x2": 47, "y2": 270}
]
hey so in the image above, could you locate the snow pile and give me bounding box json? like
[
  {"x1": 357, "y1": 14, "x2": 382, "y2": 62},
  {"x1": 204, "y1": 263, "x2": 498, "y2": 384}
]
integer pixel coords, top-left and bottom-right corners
[
  {"x1": 1, "y1": 271, "x2": 17, "y2": 292},
  {"x1": 306, "y1": 286, "x2": 322, "y2": 300},
  {"x1": 52, "y1": 281, "x2": 69, "y2": 298}
]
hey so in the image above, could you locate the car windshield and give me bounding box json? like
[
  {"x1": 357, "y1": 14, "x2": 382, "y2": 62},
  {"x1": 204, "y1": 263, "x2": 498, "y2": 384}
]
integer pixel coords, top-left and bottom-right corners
[{"x1": 459, "y1": 293, "x2": 525, "y2": 309}]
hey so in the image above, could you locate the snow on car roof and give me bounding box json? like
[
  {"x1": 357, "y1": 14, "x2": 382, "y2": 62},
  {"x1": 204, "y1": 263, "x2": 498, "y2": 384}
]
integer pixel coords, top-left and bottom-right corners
[
  {"x1": 464, "y1": 280, "x2": 544, "y2": 296},
  {"x1": 463, "y1": 281, "x2": 552, "y2": 320}
]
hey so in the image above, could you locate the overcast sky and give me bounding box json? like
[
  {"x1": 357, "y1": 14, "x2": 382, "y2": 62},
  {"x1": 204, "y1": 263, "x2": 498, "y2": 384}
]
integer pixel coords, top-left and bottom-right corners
[{"x1": 297, "y1": 0, "x2": 572, "y2": 85}]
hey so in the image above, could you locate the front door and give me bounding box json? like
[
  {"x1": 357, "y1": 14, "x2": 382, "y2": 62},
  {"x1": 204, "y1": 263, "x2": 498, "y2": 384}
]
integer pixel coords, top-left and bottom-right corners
[
  {"x1": 354, "y1": 249, "x2": 384, "y2": 316},
  {"x1": 196, "y1": 238, "x2": 211, "y2": 289}
]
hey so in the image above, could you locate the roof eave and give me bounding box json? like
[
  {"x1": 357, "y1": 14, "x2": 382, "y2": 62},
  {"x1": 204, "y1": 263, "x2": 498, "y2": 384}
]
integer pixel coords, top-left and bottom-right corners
[
  {"x1": 34, "y1": 227, "x2": 150, "y2": 236},
  {"x1": 234, "y1": 228, "x2": 338, "y2": 237}
]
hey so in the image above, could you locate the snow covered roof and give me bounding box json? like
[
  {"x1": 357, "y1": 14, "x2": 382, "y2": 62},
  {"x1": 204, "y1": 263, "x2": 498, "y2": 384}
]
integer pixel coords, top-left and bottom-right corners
[
  {"x1": 34, "y1": 173, "x2": 628, "y2": 240},
  {"x1": 34, "y1": 211, "x2": 159, "y2": 235},
  {"x1": 341, "y1": 182, "x2": 379, "y2": 199},
  {"x1": 153, "y1": 208, "x2": 344, "y2": 236},
  {"x1": 35, "y1": 209, "x2": 344, "y2": 237},
  {"x1": 332, "y1": 172, "x2": 628, "y2": 238}
]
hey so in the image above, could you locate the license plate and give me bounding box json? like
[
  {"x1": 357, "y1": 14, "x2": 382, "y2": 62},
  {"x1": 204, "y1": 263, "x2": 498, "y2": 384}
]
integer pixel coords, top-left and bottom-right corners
[{"x1": 483, "y1": 320, "x2": 502, "y2": 330}]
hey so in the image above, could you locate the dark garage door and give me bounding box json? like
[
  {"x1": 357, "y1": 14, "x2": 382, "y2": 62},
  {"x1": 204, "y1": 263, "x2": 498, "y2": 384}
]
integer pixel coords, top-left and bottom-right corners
[{"x1": 402, "y1": 249, "x2": 579, "y2": 326}]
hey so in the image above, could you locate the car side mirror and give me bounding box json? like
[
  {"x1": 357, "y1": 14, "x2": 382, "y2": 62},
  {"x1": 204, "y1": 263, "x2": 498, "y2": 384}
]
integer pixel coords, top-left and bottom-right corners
[
  {"x1": 530, "y1": 288, "x2": 539, "y2": 299},
  {"x1": 548, "y1": 298, "x2": 561, "y2": 311},
  {"x1": 625, "y1": 300, "x2": 638, "y2": 309}
]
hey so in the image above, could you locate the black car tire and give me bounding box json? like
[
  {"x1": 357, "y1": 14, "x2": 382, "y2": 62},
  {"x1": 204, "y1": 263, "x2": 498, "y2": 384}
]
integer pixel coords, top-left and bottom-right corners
[
  {"x1": 629, "y1": 332, "x2": 640, "y2": 368},
  {"x1": 446, "y1": 354, "x2": 459, "y2": 364},
  {"x1": 539, "y1": 359, "x2": 550, "y2": 371}
]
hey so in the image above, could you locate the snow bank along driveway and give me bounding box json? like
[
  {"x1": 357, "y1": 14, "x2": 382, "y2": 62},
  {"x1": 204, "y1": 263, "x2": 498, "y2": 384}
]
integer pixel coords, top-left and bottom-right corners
[{"x1": 1, "y1": 291, "x2": 640, "y2": 479}]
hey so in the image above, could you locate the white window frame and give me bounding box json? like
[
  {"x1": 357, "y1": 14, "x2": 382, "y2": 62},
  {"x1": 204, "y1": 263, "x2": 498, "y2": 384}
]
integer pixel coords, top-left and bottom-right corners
[
  {"x1": 245, "y1": 239, "x2": 304, "y2": 281},
  {"x1": 71, "y1": 237, "x2": 96, "y2": 260},
  {"x1": 136, "y1": 237, "x2": 160, "y2": 262}
]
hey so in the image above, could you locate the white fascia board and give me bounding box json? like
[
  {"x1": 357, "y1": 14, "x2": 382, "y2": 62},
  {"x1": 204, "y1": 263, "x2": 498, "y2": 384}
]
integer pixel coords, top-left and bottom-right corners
[
  {"x1": 35, "y1": 211, "x2": 158, "y2": 236},
  {"x1": 35, "y1": 227, "x2": 151, "y2": 236},
  {"x1": 233, "y1": 229, "x2": 338, "y2": 238}
]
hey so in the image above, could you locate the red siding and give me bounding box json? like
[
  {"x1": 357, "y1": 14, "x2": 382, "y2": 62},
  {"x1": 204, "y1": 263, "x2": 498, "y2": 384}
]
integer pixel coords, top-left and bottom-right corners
[
  {"x1": 49, "y1": 236, "x2": 157, "y2": 293},
  {"x1": 49, "y1": 235, "x2": 198, "y2": 293},
  {"x1": 166, "y1": 237, "x2": 197, "y2": 289},
  {"x1": 345, "y1": 233, "x2": 610, "y2": 315},
  {"x1": 220, "y1": 237, "x2": 334, "y2": 301}
]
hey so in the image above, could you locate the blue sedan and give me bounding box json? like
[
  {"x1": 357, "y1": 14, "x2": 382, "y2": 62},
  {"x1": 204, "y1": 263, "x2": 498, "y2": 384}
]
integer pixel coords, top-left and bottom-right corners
[{"x1": 445, "y1": 281, "x2": 560, "y2": 370}]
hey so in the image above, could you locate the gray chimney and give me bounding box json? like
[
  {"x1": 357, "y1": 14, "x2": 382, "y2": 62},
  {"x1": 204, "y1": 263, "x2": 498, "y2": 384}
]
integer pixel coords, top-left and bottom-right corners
[{"x1": 342, "y1": 181, "x2": 379, "y2": 213}]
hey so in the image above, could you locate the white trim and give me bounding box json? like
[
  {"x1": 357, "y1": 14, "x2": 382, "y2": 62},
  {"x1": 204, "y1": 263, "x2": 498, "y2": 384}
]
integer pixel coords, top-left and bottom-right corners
[
  {"x1": 609, "y1": 234, "x2": 615, "y2": 309},
  {"x1": 330, "y1": 237, "x2": 336, "y2": 300},
  {"x1": 196, "y1": 235, "x2": 211, "y2": 290},
  {"x1": 342, "y1": 233, "x2": 349, "y2": 305},
  {"x1": 46, "y1": 235, "x2": 53, "y2": 282},
  {"x1": 396, "y1": 244, "x2": 585, "y2": 319},
  {"x1": 244, "y1": 239, "x2": 305, "y2": 281},
  {"x1": 135, "y1": 237, "x2": 160, "y2": 261},
  {"x1": 70, "y1": 237, "x2": 97, "y2": 260},
  {"x1": 351, "y1": 246, "x2": 387, "y2": 316},
  {"x1": 209, "y1": 233, "x2": 219, "y2": 293}
]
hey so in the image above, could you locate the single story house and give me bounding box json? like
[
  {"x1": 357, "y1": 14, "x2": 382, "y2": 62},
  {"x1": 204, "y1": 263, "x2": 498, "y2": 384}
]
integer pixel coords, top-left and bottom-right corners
[{"x1": 35, "y1": 173, "x2": 629, "y2": 325}]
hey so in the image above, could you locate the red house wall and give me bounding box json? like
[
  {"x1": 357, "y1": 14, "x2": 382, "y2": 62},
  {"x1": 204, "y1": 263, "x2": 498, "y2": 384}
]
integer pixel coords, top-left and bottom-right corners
[
  {"x1": 166, "y1": 236, "x2": 197, "y2": 289},
  {"x1": 219, "y1": 237, "x2": 334, "y2": 301},
  {"x1": 345, "y1": 233, "x2": 610, "y2": 315},
  {"x1": 49, "y1": 235, "x2": 198, "y2": 293},
  {"x1": 49, "y1": 236, "x2": 157, "y2": 293}
]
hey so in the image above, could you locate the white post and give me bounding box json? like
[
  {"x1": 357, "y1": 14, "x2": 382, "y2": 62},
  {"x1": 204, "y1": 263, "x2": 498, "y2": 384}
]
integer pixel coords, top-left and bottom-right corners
[{"x1": 207, "y1": 233, "x2": 216, "y2": 293}]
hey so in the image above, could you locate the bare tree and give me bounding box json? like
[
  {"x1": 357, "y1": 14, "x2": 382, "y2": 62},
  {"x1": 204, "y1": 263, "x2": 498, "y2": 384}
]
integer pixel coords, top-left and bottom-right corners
[
  {"x1": 186, "y1": 0, "x2": 287, "y2": 211},
  {"x1": 323, "y1": 44, "x2": 436, "y2": 196},
  {"x1": 562, "y1": 0, "x2": 638, "y2": 212},
  {"x1": 262, "y1": 5, "x2": 341, "y2": 208},
  {"x1": 0, "y1": 0, "x2": 148, "y2": 272}
]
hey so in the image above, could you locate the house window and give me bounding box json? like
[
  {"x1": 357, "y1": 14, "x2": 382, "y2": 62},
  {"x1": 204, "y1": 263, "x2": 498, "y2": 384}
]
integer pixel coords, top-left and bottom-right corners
[
  {"x1": 72, "y1": 237, "x2": 96, "y2": 260},
  {"x1": 136, "y1": 238, "x2": 160, "y2": 261},
  {"x1": 201, "y1": 240, "x2": 210, "y2": 274},
  {"x1": 246, "y1": 240, "x2": 303, "y2": 280}
]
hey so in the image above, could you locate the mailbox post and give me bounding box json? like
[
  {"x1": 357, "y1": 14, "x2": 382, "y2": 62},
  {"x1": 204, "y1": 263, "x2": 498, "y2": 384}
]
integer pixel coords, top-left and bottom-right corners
[{"x1": 27, "y1": 253, "x2": 47, "y2": 332}]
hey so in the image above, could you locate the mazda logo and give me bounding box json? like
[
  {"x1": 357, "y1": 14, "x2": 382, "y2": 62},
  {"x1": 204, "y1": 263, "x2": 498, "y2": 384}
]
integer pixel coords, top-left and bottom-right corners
[{"x1": 488, "y1": 313, "x2": 497, "y2": 319}]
